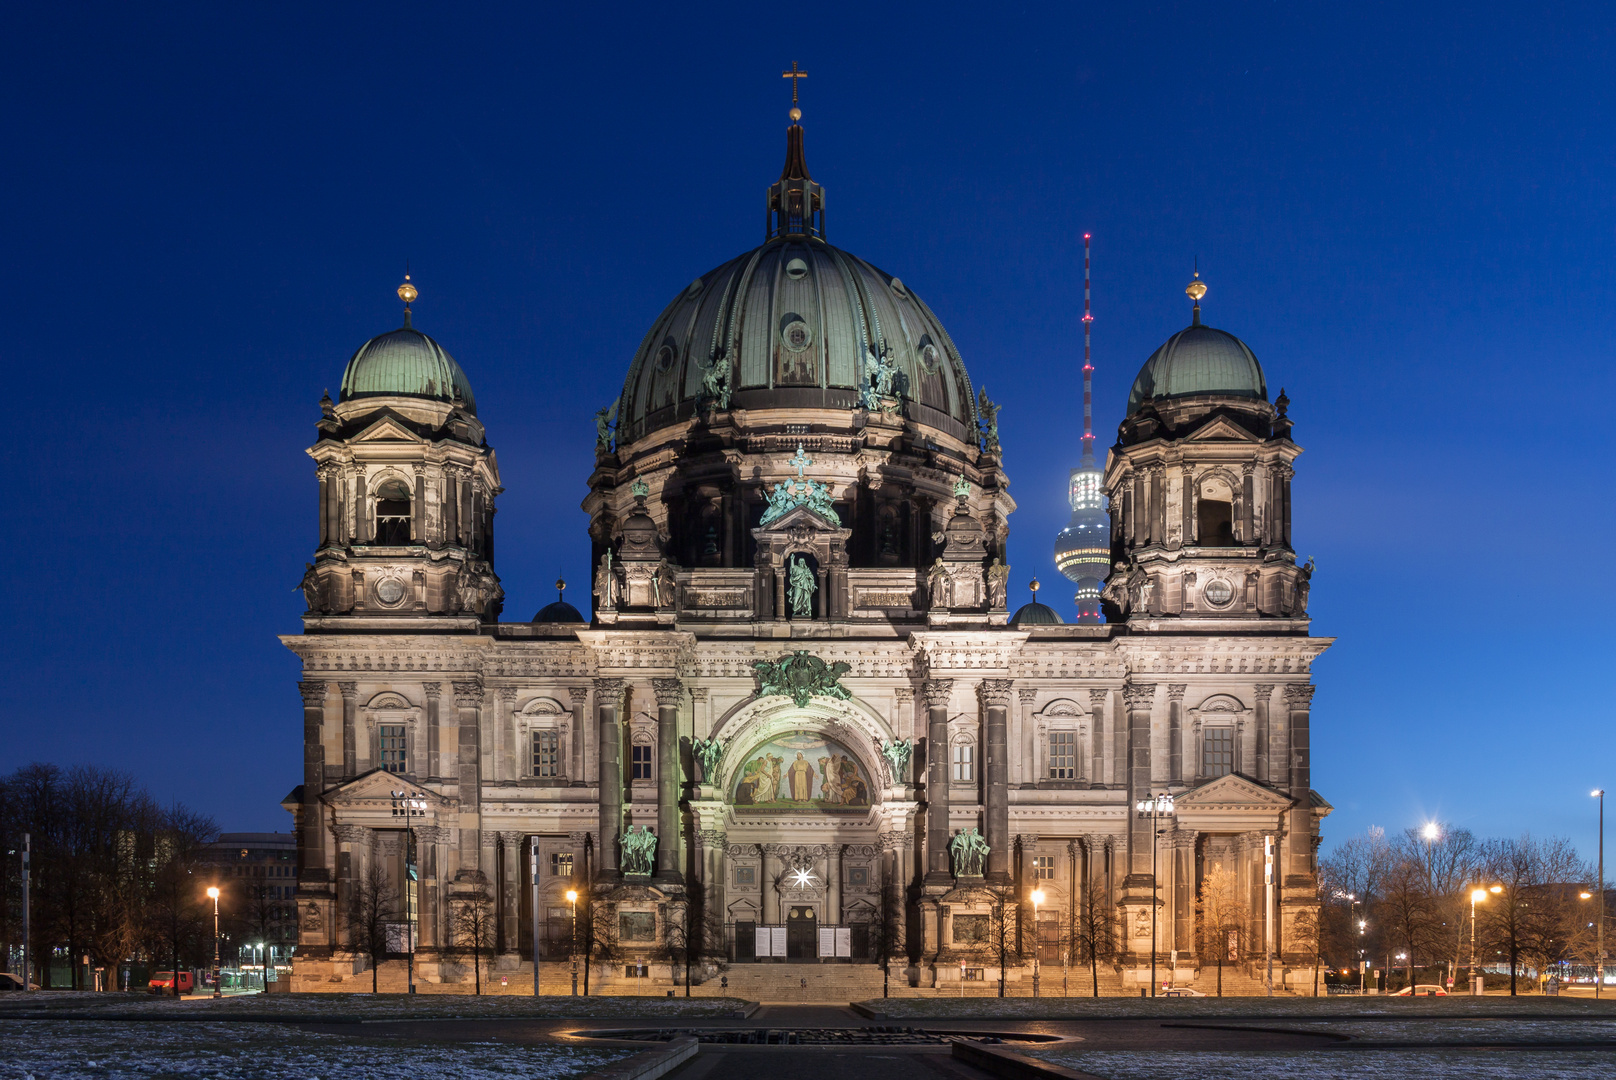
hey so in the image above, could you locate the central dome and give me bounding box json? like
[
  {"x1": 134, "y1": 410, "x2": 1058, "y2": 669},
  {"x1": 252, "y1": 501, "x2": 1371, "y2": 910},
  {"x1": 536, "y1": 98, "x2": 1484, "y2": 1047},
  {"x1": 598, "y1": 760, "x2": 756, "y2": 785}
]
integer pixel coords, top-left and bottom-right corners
[{"x1": 616, "y1": 241, "x2": 975, "y2": 444}]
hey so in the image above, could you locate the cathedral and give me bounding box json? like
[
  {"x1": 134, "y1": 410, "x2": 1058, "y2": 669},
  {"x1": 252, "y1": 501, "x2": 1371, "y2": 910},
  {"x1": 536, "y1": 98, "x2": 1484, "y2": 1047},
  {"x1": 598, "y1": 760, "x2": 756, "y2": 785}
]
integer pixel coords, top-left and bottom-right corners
[{"x1": 283, "y1": 97, "x2": 1330, "y2": 996}]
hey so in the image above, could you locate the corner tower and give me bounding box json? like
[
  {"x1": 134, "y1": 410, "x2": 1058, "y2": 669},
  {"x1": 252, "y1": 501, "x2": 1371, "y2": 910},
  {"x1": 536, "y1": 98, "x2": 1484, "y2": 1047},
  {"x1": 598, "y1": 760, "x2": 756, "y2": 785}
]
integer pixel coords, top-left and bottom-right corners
[
  {"x1": 298, "y1": 277, "x2": 503, "y2": 631},
  {"x1": 1101, "y1": 271, "x2": 1309, "y2": 628}
]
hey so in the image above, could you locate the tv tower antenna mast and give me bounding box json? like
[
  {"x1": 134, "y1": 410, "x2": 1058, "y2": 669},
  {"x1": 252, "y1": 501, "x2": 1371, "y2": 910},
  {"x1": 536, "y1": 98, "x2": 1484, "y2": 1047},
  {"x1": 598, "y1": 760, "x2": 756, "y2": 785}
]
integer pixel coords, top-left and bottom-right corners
[{"x1": 1052, "y1": 232, "x2": 1108, "y2": 623}]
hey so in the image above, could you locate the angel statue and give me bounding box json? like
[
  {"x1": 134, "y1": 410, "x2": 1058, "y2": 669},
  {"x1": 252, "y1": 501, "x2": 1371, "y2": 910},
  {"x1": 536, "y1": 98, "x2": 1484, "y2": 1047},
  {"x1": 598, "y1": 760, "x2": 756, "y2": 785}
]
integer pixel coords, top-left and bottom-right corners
[
  {"x1": 879, "y1": 738, "x2": 913, "y2": 784},
  {"x1": 594, "y1": 399, "x2": 618, "y2": 452},
  {"x1": 691, "y1": 737, "x2": 725, "y2": 784},
  {"x1": 787, "y1": 555, "x2": 817, "y2": 618},
  {"x1": 859, "y1": 350, "x2": 882, "y2": 411},
  {"x1": 700, "y1": 354, "x2": 732, "y2": 410},
  {"x1": 976, "y1": 386, "x2": 1001, "y2": 452}
]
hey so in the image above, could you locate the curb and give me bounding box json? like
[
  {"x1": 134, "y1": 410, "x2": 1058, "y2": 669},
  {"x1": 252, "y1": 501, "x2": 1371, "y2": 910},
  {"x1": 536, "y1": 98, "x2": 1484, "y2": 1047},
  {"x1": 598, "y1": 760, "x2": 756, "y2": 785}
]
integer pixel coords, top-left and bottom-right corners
[
  {"x1": 847, "y1": 1002, "x2": 883, "y2": 1019},
  {"x1": 576, "y1": 1037, "x2": 698, "y2": 1080},
  {"x1": 951, "y1": 1041, "x2": 1106, "y2": 1080}
]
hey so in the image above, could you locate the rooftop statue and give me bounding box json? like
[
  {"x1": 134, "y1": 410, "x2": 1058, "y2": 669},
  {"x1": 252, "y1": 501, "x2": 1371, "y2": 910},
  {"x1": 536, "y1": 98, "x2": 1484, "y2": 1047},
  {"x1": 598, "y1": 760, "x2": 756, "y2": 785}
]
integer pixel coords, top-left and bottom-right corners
[
  {"x1": 787, "y1": 555, "x2": 817, "y2": 617},
  {"x1": 879, "y1": 738, "x2": 913, "y2": 784},
  {"x1": 752, "y1": 650, "x2": 852, "y2": 708},
  {"x1": 758, "y1": 444, "x2": 842, "y2": 526},
  {"x1": 594, "y1": 399, "x2": 618, "y2": 452},
  {"x1": 976, "y1": 386, "x2": 1001, "y2": 453},
  {"x1": 949, "y1": 826, "x2": 990, "y2": 878}
]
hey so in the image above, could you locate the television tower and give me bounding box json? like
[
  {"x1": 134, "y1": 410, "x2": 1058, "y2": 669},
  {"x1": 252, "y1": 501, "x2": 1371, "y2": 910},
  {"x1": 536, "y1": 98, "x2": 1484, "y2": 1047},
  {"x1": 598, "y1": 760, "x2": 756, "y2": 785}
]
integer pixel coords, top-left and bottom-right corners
[{"x1": 1052, "y1": 233, "x2": 1108, "y2": 622}]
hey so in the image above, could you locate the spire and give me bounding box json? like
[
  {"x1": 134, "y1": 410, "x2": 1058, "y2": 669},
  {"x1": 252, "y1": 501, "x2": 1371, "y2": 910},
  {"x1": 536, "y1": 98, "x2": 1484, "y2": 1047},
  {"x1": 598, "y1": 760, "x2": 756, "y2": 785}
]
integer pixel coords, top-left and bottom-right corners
[
  {"x1": 397, "y1": 271, "x2": 417, "y2": 330},
  {"x1": 1080, "y1": 233, "x2": 1095, "y2": 468},
  {"x1": 1186, "y1": 260, "x2": 1206, "y2": 326},
  {"x1": 766, "y1": 63, "x2": 825, "y2": 241}
]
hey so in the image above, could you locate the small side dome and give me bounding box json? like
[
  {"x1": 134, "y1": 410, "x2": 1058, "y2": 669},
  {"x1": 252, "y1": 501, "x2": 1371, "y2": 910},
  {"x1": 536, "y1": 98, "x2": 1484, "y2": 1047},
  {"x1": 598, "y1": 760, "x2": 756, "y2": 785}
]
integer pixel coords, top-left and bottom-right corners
[
  {"x1": 533, "y1": 600, "x2": 584, "y2": 623},
  {"x1": 1127, "y1": 323, "x2": 1264, "y2": 416},
  {"x1": 1011, "y1": 601, "x2": 1063, "y2": 626},
  {"x1": 341, "y1": 326, "x2": 477, "y2": 415}
]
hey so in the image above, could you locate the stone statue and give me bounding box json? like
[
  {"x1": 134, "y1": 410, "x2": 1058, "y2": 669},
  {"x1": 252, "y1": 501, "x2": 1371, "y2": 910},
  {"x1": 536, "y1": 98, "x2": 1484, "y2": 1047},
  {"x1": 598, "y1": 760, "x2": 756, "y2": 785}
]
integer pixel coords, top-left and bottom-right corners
[
  {"x1": 752, "y1": 651, "x2": 853, "y2": 707},
  {"x1": 787, "y1": 555, "x2": 816, "y2": 618},
  {"x1": 879, "y1": 738, "x2": 913, "y2": 784},
  {"x1": 1101, "y1": 561, "x2": 1131, "y2": 615},
  {"x1": 1126, "y1": 565, "x2": 1152, "y2": 615},
  {"x1": 594, "y1": 400, "x2": 618, "y2": 452},
  {"x1": 948, "y1": 827, "x2": 990, "y2": 878},
  {"x1": 653, "y1": 560, "x2": 677, "y2": 609},
  {"x1": 873, "y1": 342, "x2": 898, "y2": 398},
  {"x1": 295, "y1": 563, "x2": 322, "y2": 612},
  {"x1": 303, "y1": 902, "x2": 322, "y2": 933},
  {"x1": 926, "y1": 558, "x2": 949, "y2": 609},
  {"x1": 1294, "y1": 557, "x2": 1314, "y2": 615},
  {"x1": 700, "y1": 355, "x2": 732, "y2": 410},
  {"x1": 455, "y1": 559, "x2": 502, "y2": 615},
  {"x1": 985, "y1": 558, "x2": 1010, "y2": 609},
  {"x1": 593, "y1": 549, "x2": 616, "y2": 609},
  {"x1": 976, "y1": 386, "x2": 1001, "y2": 452},
  {"x1": 620, "y1": 825, "x2": 657, "y2": 876},
  {"x1": 859, "y1": 351, "x2": 883, "y2": 411},
  {"x1": 692, "y1": 737, "x2": 724, "y2": 784}
]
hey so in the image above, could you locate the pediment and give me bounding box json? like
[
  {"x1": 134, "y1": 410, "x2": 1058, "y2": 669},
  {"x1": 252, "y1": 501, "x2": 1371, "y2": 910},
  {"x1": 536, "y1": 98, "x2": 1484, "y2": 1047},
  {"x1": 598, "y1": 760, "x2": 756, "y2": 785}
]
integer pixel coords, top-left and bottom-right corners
[
  {"x1": 752, "y1": 503, "x2": 848, "y2": 535},
  {"x1": 351, "y1": 413, "x2": 425, "y2": 444},
  {"x1": 1183, "y1": 415, "x2": 1262, "y2": 443},
  {"x1": 1175, "y1": 772, "x2": 1293, "y2": 810},
  {"x1": 323, "y1": 768, "x2": 448, "y2": 809}
]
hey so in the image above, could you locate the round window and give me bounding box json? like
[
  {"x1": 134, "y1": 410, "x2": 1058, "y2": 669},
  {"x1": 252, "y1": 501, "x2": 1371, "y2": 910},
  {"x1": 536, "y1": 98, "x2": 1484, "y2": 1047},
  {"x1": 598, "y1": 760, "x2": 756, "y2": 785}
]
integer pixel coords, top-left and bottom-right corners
[
  {"x1": 782, "y1": 319, "x2": 812, "y2": 352},
  {"x1": 890, "y1": 277, "x2": 909, "y2": 297},
  {"x1": 654, "y1": 344, "x2": 676, "y2": 373},
  {"x1": 375, "y1": 578, "x2": 406, "y2": 605},
  {"x1": 919, "y1": 342, "x2": 941, "y2": 374},
  {"x1": 1203, "y1": 578, "x2": 1234, "y2": 606},
  {"x1": 785, "y1": 257, "x2": 809, "y2": 279}
]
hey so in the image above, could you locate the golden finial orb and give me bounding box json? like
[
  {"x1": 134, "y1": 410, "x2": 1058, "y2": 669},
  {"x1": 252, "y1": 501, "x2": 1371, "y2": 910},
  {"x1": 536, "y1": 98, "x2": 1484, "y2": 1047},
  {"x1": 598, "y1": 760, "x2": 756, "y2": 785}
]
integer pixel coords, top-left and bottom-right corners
[
  {"x1": 1185, "y1": 271, "x2": 1207, "y2": 303},
  {"x1": 789, "y1": 106, "x2": 802, "y2": 123},
  {"x1": 1030, "y1": 577, "x2": 1041, "y2": 594},
  {"x1": 555, "y1": 577, "x2": 567, "y2": 596},
  {"x1": 397, "y1": 274, "x2": 418, "y2": 305}
]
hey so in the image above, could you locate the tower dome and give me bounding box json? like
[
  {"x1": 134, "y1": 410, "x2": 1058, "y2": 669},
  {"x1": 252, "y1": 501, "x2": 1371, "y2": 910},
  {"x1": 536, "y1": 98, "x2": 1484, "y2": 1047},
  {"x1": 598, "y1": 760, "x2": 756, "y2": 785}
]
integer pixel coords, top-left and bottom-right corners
[{"x1": 340, "y1": 278, "x2": 477, "y2": 414}]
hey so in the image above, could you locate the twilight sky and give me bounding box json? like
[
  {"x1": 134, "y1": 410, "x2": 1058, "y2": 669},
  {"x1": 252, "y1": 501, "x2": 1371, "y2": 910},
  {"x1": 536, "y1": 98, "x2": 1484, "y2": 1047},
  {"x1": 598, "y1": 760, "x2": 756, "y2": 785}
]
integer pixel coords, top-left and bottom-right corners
[{"x1": 1, "y1": 3, "x2": 1611, "y2": 858}]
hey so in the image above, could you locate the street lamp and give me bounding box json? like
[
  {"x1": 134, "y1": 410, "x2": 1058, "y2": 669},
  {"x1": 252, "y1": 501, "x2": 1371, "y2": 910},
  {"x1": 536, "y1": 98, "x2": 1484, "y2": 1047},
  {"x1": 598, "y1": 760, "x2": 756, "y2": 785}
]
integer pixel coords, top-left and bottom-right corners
[
  {"x1": 390, "y1": 790, "x2": 426, "y2": 994},
  {"x1": 565, "y1": 889, "x2": 580, "y2": 996},
  {"x1": 206, "y1": 886, "x2": 221, "y2": 999},
  {"x1": 1595, "y1": 789, "x2": 1606, "y2": 999},
  {"x1": 1134, "y1": 793, "x2": 1175, "y2": 997},
  {"x1": 1469, "y1": 887, "x2": 1492, "y2": 995},
  {"x1": 1030, "y1": 888, "x2": 1045, "y2": 997}
]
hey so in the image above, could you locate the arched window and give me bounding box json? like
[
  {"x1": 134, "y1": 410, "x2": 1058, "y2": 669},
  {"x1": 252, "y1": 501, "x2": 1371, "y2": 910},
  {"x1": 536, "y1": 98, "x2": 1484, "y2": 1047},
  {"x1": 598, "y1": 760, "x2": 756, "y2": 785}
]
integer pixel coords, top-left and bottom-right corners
[
  {"x1": 1197, "y1": 476, "x2": 1236, "y2": 547},
  {"x1": 375, "y1": 479, "x2": 412, "y2": 545}
]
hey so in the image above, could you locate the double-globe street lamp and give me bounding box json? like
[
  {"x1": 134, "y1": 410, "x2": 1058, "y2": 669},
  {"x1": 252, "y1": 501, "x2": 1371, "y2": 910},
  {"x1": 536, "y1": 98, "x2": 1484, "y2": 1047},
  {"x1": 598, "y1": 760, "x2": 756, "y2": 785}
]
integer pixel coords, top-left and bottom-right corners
[
  {"x1": 1469, "y1": 883, "x2": 1502, "y2": 995},
  {"x1": 1134, "y1": 793, "x2": 1175, "y2": 996},
  {"x1": 390, "y1": 790, "x2": 427, "y2": 994},
  {"x1": 206, "y1": 886, "x2": 221, "y2": 999},
  {"x1": 1030, "y1": 888, "x2": 1046, "y2": 997}
]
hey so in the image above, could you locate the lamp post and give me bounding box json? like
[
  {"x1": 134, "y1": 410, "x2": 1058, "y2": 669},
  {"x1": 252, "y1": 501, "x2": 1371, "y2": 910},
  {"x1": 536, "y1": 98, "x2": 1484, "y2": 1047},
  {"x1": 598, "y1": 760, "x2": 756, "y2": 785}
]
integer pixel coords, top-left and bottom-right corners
[
  {"x1": 1134, "y1": 793, "x2": 1174, "y2": 997},
  {"x1": 206, "y1": 887, "x2": 222, "y2": 998},
  {"x1": 390, "y1": 790, "x2": 426, "y2": 994},
  {"x1": 1595, "y1": 789, "x2": 1606, "y2": 999},
  {"x1": 1030, "y1": 888, "x2": 1045, "y2": 997},
  {"x1": 1358, "y1": 918, "x2": 1367, "y2": 993},
  {"x1": 1469, "y1": 887, "x2": 1490, "y2": 995},
  {"x1": 566, "y1": 890, "x2": 579, "y2": 996}
]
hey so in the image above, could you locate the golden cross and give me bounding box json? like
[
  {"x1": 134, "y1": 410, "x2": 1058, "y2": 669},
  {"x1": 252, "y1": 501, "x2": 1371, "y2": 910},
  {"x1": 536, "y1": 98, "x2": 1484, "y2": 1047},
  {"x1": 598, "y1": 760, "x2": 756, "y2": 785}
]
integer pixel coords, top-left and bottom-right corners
[{"x1": 782, "y1": 62, "x2": 808, "y2": 106}]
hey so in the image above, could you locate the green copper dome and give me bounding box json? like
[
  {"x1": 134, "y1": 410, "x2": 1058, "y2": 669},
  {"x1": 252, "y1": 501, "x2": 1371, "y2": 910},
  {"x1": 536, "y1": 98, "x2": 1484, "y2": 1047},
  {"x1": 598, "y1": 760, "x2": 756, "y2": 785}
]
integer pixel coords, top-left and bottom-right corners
[
  {"x1": 1010, "y1": 600, "x2": 1063, "y2": 626},
  {"x1": 340, "y1": 321, "x2": 477, "y2": 415},
  {"x1": 1126, "y1": 322, "x2": 1265, "y2": 416}
]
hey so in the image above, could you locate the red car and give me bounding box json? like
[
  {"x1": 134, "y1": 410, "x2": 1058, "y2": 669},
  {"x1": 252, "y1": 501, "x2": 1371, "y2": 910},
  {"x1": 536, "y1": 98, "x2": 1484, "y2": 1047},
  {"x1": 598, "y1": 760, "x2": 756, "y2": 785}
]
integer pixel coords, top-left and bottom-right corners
[{"x1": 147, "y1": 970, "x2": 195, "y2": 994}]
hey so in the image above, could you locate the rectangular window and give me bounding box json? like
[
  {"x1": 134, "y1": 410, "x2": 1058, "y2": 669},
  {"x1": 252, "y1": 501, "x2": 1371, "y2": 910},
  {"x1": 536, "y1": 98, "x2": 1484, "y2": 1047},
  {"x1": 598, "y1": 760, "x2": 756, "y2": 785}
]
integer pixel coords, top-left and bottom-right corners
[
  {"x1": 631, "y1": 743, "x2": 653, "y2": 781},
  {"x1": 963, "y1": 966, "x2": 986, "y2": 981},
  {"x1": 951, "y1": 743, "x2": 974, "y2": 782},
  {"x1": 532, "y1": 730, "x2": 561, "y2": 778},
  {"x1": 1048, "y1": 731, "x2": 1077, "y2": 779},
  {"x1": 1203, "y1": 727, "x2": 1234, "y2": 778},
  {"x1": 953, "y1": 913, "x2": 988, "y2": 944},
  {"x1": 380, "y1": 725, "x2": 407, "y2": 774},
  {"x1": 550, "y1": 852, "x2": 573, "y2": 878},
  {"x1": 1033, "y1": 855, "x2": 1055, "y2": 880}
]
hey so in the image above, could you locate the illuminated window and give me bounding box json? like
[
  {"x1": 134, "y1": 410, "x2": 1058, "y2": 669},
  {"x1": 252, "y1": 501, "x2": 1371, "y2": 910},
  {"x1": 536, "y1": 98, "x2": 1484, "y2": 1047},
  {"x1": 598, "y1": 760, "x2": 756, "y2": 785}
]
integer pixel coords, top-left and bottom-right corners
[
  {"x1": 951, "y1": 743, "x2": 974, "y2": 782},
  {"x1": 631, "y1": 742, "x2": 653, "y2": 781},
  {"x1": 1048, "y1": 732, "x2": 1077, "y2": 779},
  {"x1": 1033, "y1": 855, "x2": 1056, "y2": 880},
  {"x1": 374, "y1": 479, "x2": 412, "y2": 544},
  {"x1": 1203, "y1": 728, "x2": 1234, "y2": 778},
  {"x1": 532, "y1": 730, "x2": 561, "y2": 778},
  {"x1": 550, "y1": 852, "x2": 573, "y2": 877},
  {"x1": 379, "y1": 725, "x2": 407, "y2": 774}
]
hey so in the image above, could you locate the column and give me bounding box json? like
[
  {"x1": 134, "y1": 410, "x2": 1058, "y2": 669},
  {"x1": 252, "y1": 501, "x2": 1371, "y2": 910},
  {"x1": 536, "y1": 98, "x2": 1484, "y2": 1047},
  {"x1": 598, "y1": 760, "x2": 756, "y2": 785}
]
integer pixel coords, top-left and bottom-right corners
[
  {"x1": 568, "y1": 686, "x2": 589, "y2": 785},
  {"x1": 1017, "y1": 688, "x2": 1039, "y2": 785},
  {"x1": 1111, "y1": 689, "x2": 1128, "y2": 788},
  {"x1": 1180, "y1": 464, "x2": 1196, "y2": 547},
  {"x1": 1283, "y1": 684, "x2": 1316, "y2": 881},
  {"x1": 297, "y1": 682, "x2": 328, "y2": 881},
  {"x1": 1123, "y1": 683, "x2": 1156, "y2": 880},
  {"x1": 1240, "y1": 464, "x2": 1255, "y2": 543},
  {"x1": 980, "y1": 679, "x2": 1012, "y2": 882},
  {"x1": 1131, "y1": 473, "x2": 1146, "y2": 546},
  {"x1": 495, "y1": 687, "x2": 517, "y2": 783},
  {"x1": 317, "y1": 468, "x2": 331, "y2": 548},
  {"x1": 826, "y1": 843, "x2": 842, "y2": 925},
  {"x1": 338, "y1": 682, "x2": 358, "y2": 777},
  {"x1": 1148, "y1": 467, "x2": 1163, "y2": 545},
  {"x1": 479, "y1": 831, "x2": 499, "y2": 900},
  {"x1": 351, "y1": 469, "x2": 367, "y2": 543},
  {"x1": 1087, "y1": 689, "x2": 1107, "y2": 785},
  {"x1": 499, "y1": 831, "x2": 523, "y2": 956},
  {"x1": 1172, "y1": 832, "x2": 1196, "y2": 960},
  {"x1": 761, "y1": 845, "x2": 781, "y2": 925},
  {"x1": 412, "y1": 464, "x2": 425, "y2": 542},
  {"x1": 1253, "y1": 684, "x2": 1273, "y2": 783},
  {"x1": 333, "y1": 824, "x2": 368, "y2": 944},
  {"x1": 922, "y1": 679, "x2": 954, "y2": 884},
  {"x1": 1167, "y1": 685, "x2": 1185, "y2": 784},
  {"x1": 594, "y1": 677, "x2": 625, "y2": 878},
  {"x1": 1281, "y1": 465, "x2": 1294, "y2": 548},
  {"x1": 652, "y1": 678, "x2": 684, "y2": 880},
  {"x1": 417, "y1": 826, "x2": 447, "y2": 951},
  {"x1": 453, "y1": 679, "x2": 484, "y2": 880},
  {"x1": 423, "y1": 682, "x2": 442, "y2": 779},
  {"x1": 444, "y1": 470, "x2": 459, "y2": 546}
]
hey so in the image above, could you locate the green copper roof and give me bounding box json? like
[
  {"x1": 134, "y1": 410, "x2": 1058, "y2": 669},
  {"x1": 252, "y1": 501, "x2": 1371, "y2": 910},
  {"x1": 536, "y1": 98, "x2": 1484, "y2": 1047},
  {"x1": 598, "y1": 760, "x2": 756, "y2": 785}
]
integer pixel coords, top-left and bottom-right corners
[
  {"x1": 1010, "y1": 601, "x2": 1063, "y2": 626},
  {"x1": 1127, "y1": 323, "x2": 1265, "y2": 415},
  {"x1": 340, "y1": 323, "x2": 477, "y2": 415}
]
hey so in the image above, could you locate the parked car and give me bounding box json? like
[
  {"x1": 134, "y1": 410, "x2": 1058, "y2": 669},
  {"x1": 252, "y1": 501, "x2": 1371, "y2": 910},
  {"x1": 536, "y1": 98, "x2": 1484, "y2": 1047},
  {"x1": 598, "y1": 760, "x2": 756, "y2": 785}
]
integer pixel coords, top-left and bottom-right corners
[
  {"x1": 1393, "y1": 984, "x2": 1448, "y2": 996},
  {"x1": 1161, "y1": 986, "x2": 1207, "y2": 997},
  {"x1": 0, "y1": 973, "x2": 40, "y2": 991},
  {"x1": 148, "y1": 970, "x2": 195, "y2": 994}
]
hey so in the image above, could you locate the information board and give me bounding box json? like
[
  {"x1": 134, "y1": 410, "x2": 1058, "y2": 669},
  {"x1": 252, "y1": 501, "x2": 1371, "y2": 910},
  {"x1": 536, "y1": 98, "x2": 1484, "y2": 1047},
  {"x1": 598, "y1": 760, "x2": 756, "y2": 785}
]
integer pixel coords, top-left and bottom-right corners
[{"x1": 834, "y1": 927, "x2": 851, "y2": 957}]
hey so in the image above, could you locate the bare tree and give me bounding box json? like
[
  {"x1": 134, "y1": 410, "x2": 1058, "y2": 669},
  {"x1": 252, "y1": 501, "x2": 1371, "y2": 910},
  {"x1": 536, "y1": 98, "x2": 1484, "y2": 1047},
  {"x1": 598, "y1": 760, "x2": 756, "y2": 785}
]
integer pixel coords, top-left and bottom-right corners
[
  {"x1": 235, "y1": 877, "x2": 295, "y2": 991},
  {"x1": 1195, "y1": 864, "x2": 1245, "y2": 996},
  {"x1": 987, "y1": 889, "x2": 1023, "y2": 998},
  {"x1": 1477, "y1": 835, "x2": 1587, "y2": 995},
  {"x1": 1379, "y1": 853, "x2": 1440, "y2": 991},
  {"x1": 145, "y1": 803, "x2": 220, "y2": 997},
  {"x1": 449, "y1": 883, "x2": 498, "y2": 994},
  {"x1": 864, "y1": 879, "x2": 906, "y2": 998},
  {"x1": 1073, "y1": 871, "x2": 1115, "y2": 997},
  {"x1": 346, "y1": 860, "x2": 398, "y2": 993}
]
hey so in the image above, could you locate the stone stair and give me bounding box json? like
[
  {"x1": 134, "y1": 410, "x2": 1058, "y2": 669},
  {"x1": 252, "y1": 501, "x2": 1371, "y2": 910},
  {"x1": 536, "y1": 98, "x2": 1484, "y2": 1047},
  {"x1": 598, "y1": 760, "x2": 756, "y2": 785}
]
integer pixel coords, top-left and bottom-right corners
[{"x1": 692, "y1": 962, "x2": 892, "y2": 1003}]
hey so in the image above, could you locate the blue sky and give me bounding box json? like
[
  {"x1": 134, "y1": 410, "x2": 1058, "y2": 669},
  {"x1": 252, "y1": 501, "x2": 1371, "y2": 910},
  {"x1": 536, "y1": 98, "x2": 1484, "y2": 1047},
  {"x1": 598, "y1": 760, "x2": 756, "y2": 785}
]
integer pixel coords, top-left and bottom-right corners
[{"x1": 1, "y1": 2, "x2": 1611, "y2": 858}]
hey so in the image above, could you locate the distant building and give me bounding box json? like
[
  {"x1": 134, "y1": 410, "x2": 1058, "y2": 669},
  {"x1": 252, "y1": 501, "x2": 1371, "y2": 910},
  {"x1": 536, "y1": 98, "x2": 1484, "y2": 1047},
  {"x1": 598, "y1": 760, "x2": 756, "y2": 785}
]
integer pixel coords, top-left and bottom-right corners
[{"x1": 199, "y1": 832, "x2": 298, "y2": 971}]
